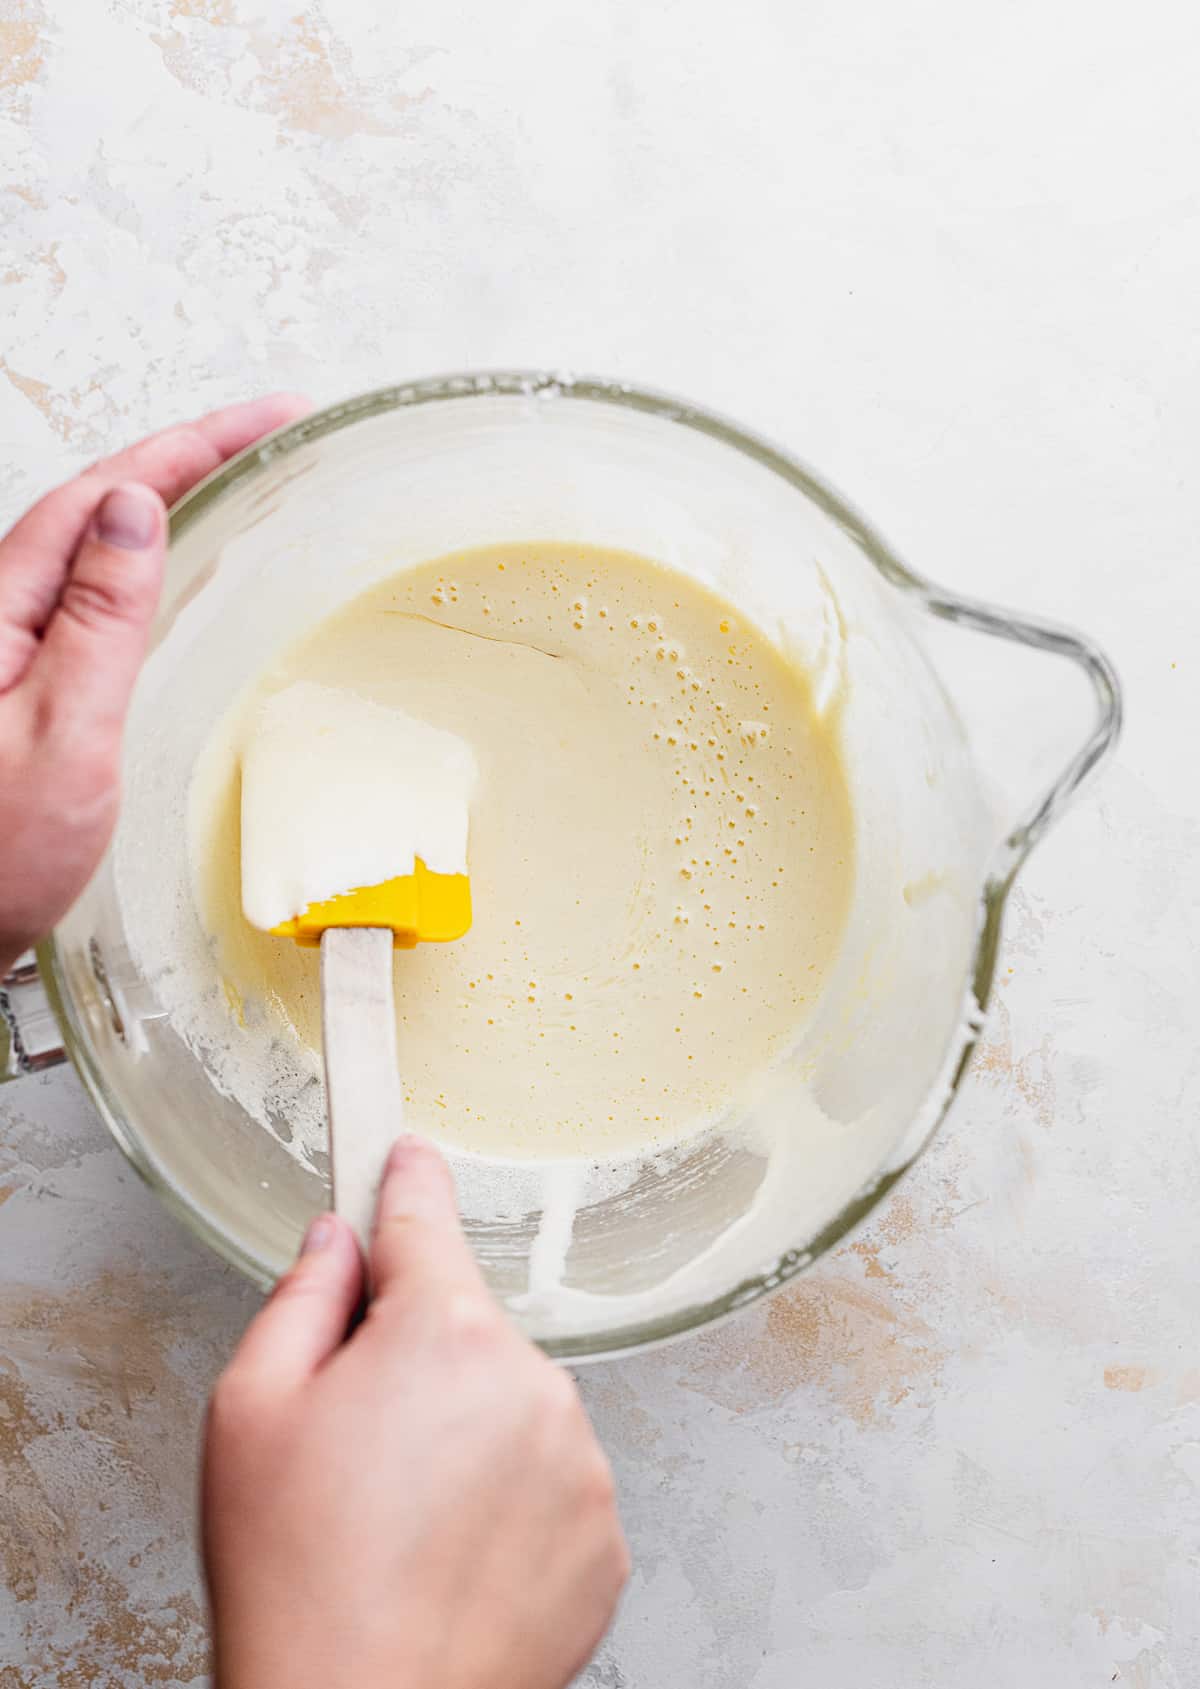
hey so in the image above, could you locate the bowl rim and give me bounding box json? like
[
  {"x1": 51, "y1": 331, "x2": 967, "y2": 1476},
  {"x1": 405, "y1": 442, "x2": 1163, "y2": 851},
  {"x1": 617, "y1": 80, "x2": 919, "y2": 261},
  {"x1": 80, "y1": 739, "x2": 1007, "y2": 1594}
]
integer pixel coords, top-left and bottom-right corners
[{"x1": 44, "y1": 369, "x2": 1124, "y2": 1362}]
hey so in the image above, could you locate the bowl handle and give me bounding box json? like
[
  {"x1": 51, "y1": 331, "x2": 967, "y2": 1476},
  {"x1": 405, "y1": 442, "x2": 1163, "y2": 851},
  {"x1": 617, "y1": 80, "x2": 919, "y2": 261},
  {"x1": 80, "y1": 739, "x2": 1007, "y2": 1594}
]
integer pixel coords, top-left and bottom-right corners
[
  {"x1": 1, "y1": 952, "x2": 67, "y2": 1082},
  {"x1": 923, "y1": 586, "x2": 1123, "y2": 885}
]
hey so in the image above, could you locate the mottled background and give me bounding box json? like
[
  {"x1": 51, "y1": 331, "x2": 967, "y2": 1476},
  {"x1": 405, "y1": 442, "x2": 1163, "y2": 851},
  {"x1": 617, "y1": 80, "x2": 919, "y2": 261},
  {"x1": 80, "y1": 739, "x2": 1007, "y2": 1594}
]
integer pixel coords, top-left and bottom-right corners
[{"x1": 2, "y1": 1, "x2": 1198, "y2": 1684}]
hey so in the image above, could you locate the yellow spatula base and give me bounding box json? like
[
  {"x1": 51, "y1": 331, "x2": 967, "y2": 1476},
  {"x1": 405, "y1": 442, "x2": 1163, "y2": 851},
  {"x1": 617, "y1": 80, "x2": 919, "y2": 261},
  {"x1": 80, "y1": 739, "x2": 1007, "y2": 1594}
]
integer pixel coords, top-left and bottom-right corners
[{"x1": 270, "y1": 859, "x2": 472, "y2": 949}]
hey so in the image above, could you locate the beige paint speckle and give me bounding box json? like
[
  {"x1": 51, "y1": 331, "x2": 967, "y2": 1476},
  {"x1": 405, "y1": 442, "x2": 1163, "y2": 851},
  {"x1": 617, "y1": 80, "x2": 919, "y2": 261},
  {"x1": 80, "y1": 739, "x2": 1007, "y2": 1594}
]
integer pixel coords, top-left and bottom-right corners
[
  {"x1": 0, "y1": 8, "x2": 44, "y2": 95},
  {"x1": 973, "y1": 997, "x2": 1059, "y2": 1131},
  {"x1": 153, "y1": 4, "x2": 427, "y2": 139},
  {"x1": 168, "y1": 0, "x2": 234, "y2": 21},
  {"x1": 0, "y1": 1271, "x2": 216, "y2": 1679},
  {"x1": 0, "y1": 359, "x2": 55, "y2": 423},
  {"x1": 1103, "y1": 1365, "x2": 1153, "y2": 1393},
  {"x1": 682, "y1": 1251, "x2": 946, "y2": 1428},
  {"x1": 0, "y1": 359, "x2": 108, "y2": 444}
]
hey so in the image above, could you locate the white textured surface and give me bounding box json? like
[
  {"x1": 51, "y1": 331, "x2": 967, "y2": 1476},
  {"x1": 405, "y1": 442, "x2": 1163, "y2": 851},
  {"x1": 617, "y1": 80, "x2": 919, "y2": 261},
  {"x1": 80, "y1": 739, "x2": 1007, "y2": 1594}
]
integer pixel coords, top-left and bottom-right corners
[{"x1": 2, "y1": 2, "x2": 1198, "y2": 1683}]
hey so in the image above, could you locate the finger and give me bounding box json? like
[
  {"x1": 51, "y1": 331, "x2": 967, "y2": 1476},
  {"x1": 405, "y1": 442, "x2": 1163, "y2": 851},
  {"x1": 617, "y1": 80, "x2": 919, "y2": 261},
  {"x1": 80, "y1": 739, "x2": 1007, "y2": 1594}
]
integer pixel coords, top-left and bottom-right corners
[
  {"x1": 169, "y1": 391, "x2": 312, "y2": 464},
  {"x1": 0, "y1": 393, "x2": 311, "y2": 641},
  {"x1": 0, "y1": 600, "x2": 38, "y2": 694},
  {"x1": 82, "y1": 391, "x2": 312, "y2": 499},
  {"x1": 30, "y1": 483, "x2": 166, "y2": 737},
  {"x1": 230, "y1": 1214, "x2": 365, "y2": 1391},
  {"x1": 369, "y1": 1135, "x2": 489, "y2": 1310}
]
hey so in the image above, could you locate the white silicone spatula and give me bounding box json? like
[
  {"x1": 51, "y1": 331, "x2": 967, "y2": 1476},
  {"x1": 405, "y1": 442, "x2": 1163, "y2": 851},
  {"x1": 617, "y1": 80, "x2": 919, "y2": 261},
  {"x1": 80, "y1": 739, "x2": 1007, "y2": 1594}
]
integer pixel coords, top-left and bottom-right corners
[{"x1": 238, "y1": 683, "x2": 477, "y2": 1241}]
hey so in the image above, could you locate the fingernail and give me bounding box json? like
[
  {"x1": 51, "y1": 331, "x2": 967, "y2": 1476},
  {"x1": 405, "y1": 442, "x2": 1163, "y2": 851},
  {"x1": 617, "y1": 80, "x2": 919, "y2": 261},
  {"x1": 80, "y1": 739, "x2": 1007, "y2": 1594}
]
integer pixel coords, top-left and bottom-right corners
[
  {"x1": 387, "y1": 1133, "x2": 424, "y2": 1169},
  {"x1": 96, "y1": 484, "x2": 160, "y2": 550},
  {"x1": 301, "y1": 1215, "x2": 335, "y2": 1255}
]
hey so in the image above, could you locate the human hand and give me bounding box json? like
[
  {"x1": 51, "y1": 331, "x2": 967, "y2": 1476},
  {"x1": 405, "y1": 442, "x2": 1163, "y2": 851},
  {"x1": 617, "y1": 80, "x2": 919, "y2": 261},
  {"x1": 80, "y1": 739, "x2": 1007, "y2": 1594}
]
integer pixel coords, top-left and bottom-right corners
[
  {"x1": 203, "y1": 1136, "x2": 629, "y2": 1689},
  {"x1": 0, "y1": 394, "x2": 310, "y2": 976}
]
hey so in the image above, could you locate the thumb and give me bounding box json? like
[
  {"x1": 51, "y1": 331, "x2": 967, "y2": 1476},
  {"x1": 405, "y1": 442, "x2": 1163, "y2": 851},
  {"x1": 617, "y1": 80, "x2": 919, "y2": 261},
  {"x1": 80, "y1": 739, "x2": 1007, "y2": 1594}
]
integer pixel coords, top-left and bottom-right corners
[
  {"x1": 369, "y1": 1135, "x2": 489, "y2": 1310},
  {"x1": 33, "y1": 482, "x2": 166, "y2": 739},
  {"x1": 228, "y1": 1215, "x2": 365, "y2": 1392}
]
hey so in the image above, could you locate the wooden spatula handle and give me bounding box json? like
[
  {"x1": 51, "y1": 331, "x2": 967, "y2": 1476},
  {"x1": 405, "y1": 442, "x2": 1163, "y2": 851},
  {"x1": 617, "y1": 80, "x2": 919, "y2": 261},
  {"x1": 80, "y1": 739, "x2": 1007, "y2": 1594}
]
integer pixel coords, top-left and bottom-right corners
[{"x1": 320, "y1": 927, "x2": 404, "y2": 1245}]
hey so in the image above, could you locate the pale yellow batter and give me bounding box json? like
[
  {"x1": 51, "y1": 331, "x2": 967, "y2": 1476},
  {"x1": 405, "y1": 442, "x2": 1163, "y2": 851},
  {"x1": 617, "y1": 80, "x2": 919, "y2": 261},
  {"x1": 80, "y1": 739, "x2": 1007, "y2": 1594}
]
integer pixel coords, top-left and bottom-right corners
[{"x1": 190, "y1": 542, "x2": 854, "y2": 1160}]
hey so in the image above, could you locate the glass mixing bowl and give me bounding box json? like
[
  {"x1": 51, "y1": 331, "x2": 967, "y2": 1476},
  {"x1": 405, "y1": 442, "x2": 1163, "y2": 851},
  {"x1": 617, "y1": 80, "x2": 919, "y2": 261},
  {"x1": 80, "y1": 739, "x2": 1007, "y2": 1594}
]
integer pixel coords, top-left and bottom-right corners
[{"x1": 4, "y1": 374, "x2": 1121, "y2": 1360}]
